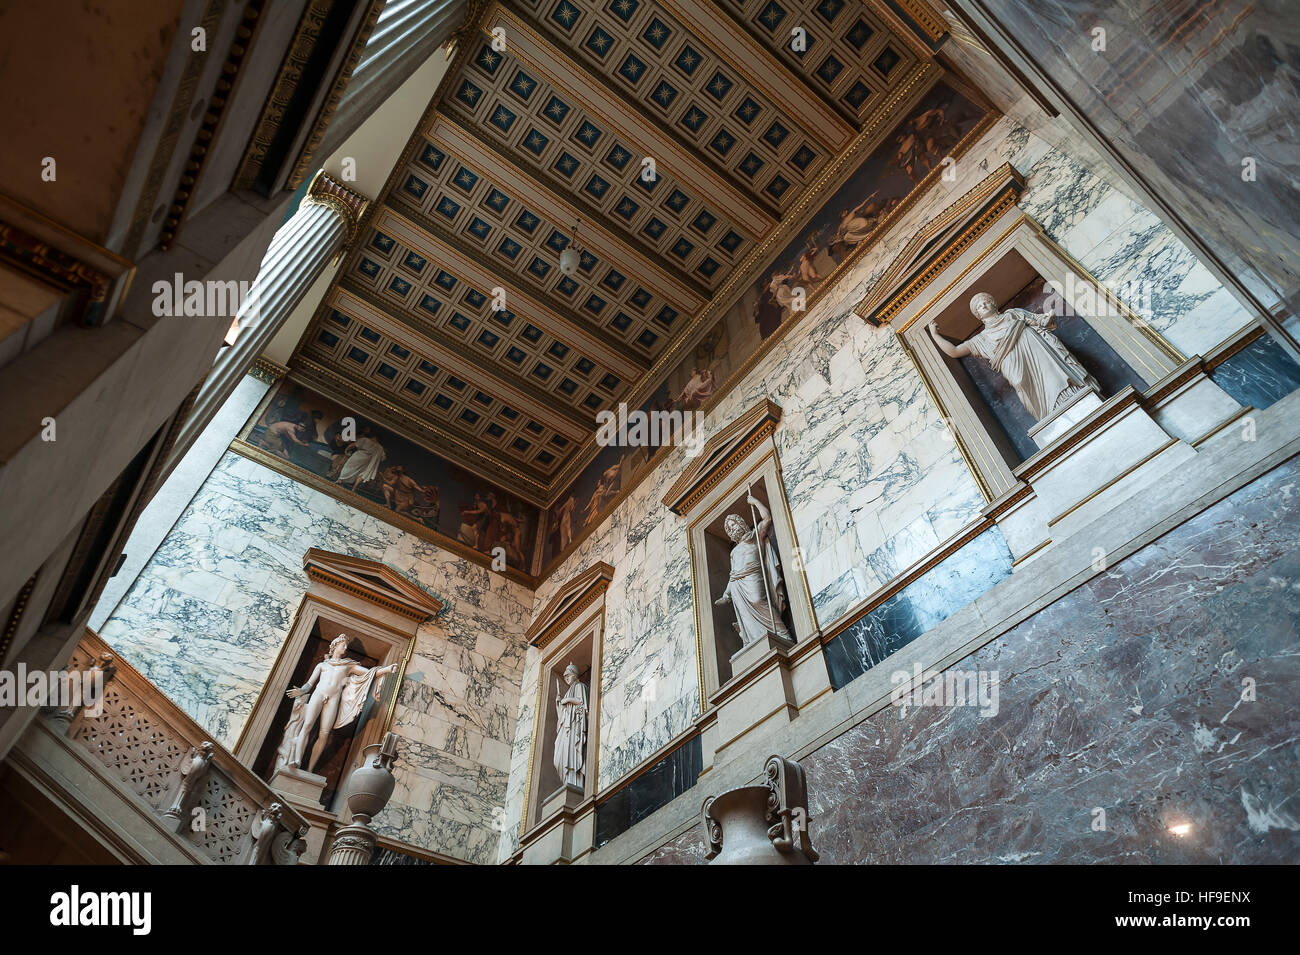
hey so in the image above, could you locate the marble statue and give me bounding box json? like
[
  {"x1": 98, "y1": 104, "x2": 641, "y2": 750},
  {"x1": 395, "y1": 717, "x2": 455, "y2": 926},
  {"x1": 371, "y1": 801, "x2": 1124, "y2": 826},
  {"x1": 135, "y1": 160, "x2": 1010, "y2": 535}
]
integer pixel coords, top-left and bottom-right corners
[
  {"x1": 928, "y1": 292, "x2": 1099, "y2": 421},
  {"x1": 285, "y1": 635, "x2": 398, "y2": 774},
  {"x1": 246, "y1": 802, "x2": 282, "y2": 865},
  {"x1": 272, "y1": 691, "x2": 307, "y2": 777},
  {"x1": 713, "y1": 494, "x2": 791, "y2": 647},
  {"x1": 164, "y1": 741, "x2": 214, "y2": 822},
  {"x1": 552, "y1": 663, "x2": 589, "y2": 790}
]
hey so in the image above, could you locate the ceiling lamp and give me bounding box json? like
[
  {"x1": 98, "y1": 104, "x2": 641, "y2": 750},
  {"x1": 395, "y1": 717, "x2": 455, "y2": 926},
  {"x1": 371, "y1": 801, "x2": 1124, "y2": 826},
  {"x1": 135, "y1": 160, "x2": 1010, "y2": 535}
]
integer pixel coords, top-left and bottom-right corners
[{"x1": 559, "y1": 220, "x2": 582, "y2": 276}]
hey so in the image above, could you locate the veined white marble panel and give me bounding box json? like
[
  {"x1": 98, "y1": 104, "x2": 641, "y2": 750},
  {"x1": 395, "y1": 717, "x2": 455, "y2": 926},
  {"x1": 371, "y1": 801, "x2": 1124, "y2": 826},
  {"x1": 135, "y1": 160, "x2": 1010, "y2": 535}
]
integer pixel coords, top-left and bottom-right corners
[{"x1": 98, "y1": 451, "x2": 532, "y2": 866}]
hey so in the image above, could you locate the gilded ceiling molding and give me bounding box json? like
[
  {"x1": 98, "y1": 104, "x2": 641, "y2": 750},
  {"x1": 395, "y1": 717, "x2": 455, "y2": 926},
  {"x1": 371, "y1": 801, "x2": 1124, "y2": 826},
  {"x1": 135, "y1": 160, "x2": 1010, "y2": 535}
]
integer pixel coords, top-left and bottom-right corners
[
  {"x1": 660, "y1": 0, "x2": 856, "y2": 151},
  {"x1": 448, "y1": 0, "x2": 490, "y2": 56},
  {"x1": 885, "y1": 0, "x2": 950, "y2": 46},
  {"x1": 304, "y1": 170, "x2": 371, "y2": 247},
  {"x1": 524, "y1": 562, "x2": 614, "y2": 649},
  {"x1": 121, "y1": 0, "x2": 230, "y2": 256},
  {"x1": 865, "y1": 0, "x2": 949, "y2": 59},
  {"x1": 0, "y1": 193, "x2": 135, "y2": 327},
  {"x1": 371, "y1": 204, "x2": 645, "y2": 379},
  {"x1": 325, "y1": 283, "x2": 592, "y2": 439},
  {"x1": 233, "y1": 0, "x2": 334, "y2": 192},
  {"x1": 663, "y1": 399, "x2": 782, "y2": 515},
  {"x1": 487, "y1": 3, "x2": 778, "y2": 238},
  {"x1": 161, "y1": 1, "x2": 265, "y2": 250},
  {"x1": 428, "y1": 112, "x2": 710, "y2": 313},
  {"x1": 286, "y1": 0, "x2": 387, "y2": 190},
  {"x1": 853, "y1": 161, "x2": 1025, "y2": 326},
  {"x1": 250, "y1": 355, "x2": 289, "y2": 384},
  {"x1": 548, "y1": 59, "x2": 946, "y2": 498}
]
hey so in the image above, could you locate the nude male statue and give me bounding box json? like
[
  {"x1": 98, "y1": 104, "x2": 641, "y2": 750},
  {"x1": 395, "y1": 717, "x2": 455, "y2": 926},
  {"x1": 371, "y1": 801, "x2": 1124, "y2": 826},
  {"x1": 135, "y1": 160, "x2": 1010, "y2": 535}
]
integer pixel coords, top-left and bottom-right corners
[{"x1": 285, "y1": 635, "x2": 397, "y2": 774}]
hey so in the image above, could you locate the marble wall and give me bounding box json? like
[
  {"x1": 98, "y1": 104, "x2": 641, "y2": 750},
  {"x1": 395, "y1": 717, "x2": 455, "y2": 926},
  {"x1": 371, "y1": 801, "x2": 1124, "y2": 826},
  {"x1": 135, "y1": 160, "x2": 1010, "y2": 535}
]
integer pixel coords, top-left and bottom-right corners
[
  {"x1": 499, "y1": 112, "x2": 1256, "y2": 861},
  {"x1": 641, "y1": 455, "x2": 1300, "y2": 864},
  {"x1": 97, "y1": 451, "x2": 533, "y2": 865}
]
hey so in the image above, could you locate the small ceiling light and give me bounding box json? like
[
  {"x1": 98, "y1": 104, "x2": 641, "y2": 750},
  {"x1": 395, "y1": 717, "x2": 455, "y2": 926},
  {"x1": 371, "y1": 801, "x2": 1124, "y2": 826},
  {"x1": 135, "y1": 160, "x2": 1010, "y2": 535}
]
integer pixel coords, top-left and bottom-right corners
[
  {"x1": 1168, "y1": 823, "x2": 1192, "y2": 837},
  {"x1": 559, "y1": 220, "x2": 582, "y2": 276}
]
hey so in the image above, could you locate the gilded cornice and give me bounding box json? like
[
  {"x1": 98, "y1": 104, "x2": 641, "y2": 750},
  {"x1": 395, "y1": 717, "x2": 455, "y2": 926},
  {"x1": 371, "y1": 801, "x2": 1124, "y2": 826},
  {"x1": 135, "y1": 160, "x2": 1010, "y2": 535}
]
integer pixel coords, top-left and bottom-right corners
[
  {"x1": 302, "y1": 547, "x2": 444, "y2": 620},
  {"x1": 663, "y1": 399, "x2": 783, "y2": 515},
  {"x1": 121, "y1": 0, "x2": 229, "y2": 256},
  {"x1": 233, "y1": 0, "x2": 333, "y2": 192},
  {"x1": 854, "y1": 161, "x2": 1025, "y2": 326},
  {"x1": 549, "y1": 59, "x2": 951, "y2": 497},
  {"x1": 162, "y1": 2, "x2": 264, "y2": 249},
  {"x1": 250, "y1": 355, "x2": 289, "y2": 384},
  {"x1": 525, "y1": 562, "x2": 615, "y2": 649},
  {"x1": 286, "y1": 0, "x2": 386, "y2": 190},
  {"x1": 888, "y1": 0, "x2": 950, "y2": 45}
]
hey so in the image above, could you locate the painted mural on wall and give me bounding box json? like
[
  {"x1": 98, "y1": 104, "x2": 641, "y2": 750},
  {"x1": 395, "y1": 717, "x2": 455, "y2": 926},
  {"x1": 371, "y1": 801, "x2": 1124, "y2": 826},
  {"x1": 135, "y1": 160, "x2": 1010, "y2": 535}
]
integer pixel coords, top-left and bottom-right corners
[
  {"x1": 541, "y1": 80, "x2": 989, "y2": 567},
  {"x1": 246, "y1": 379, "x2": 540, "y2": 568}
]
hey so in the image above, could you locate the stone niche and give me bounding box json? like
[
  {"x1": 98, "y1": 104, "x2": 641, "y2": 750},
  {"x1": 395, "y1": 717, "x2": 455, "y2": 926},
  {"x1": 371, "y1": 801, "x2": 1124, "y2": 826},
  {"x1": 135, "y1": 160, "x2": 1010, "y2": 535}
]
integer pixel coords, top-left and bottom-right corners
[
  {"x1": 663, "y1": 400, "x2": 829, "y2": 775},
  {"x1": 516, "y1": 562, "x2": 610, "y2": 865},
  {"x1": 232, "y1": 548, "x2": 441, "y2": 862},
  {"x1": 860, "y1": 163, "x2": 1247, "y2": 566}
]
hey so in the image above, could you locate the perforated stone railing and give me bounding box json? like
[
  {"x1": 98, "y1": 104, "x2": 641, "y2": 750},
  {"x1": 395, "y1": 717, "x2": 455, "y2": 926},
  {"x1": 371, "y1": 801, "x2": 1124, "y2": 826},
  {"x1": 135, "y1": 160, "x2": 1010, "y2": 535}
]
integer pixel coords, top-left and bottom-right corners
[{"x1": 49, "y1": 629, "x2": 309, "y2": 865}]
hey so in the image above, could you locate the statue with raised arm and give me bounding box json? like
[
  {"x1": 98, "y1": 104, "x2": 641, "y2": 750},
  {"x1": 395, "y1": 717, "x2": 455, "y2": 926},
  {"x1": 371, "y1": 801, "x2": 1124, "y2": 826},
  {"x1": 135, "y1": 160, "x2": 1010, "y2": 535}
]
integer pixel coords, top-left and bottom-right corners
[
  {"x1": 285, "y1": 635, "x2": 398, "y2": 774},
  {"x1": 552, "y1": 663, "x2": 589, "y2": 790},
  {"x1": 714, "y1": 494, "x2": 791, "y2": 648},
  {"x1": 928, "y1": 292, "x2": 1099, "y2": 422}
]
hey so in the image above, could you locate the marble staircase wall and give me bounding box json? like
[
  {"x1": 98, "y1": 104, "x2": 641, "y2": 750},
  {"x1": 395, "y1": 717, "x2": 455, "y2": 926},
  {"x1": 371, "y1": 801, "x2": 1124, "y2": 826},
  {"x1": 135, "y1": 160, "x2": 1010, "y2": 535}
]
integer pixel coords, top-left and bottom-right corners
[
  {"x1": 97, "y1": 451, "x2": 532, "y2": 865},
  {"x1": 498, "y1": 114, "x2": 1256, "y2": 862},
  {"x1": 640, "y1": 454, "x2": 1300, "y2": 864}
]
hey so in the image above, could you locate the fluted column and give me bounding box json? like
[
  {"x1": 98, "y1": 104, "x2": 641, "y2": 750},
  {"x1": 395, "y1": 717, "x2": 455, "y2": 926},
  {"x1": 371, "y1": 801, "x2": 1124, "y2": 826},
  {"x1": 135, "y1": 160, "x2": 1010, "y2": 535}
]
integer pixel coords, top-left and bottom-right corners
[
  {"x1": 91, "y1": 173, "x2": 369, "y2": 631},
  {"x1": 166, "y1": 171, "x2": 368, "y2": 472}
]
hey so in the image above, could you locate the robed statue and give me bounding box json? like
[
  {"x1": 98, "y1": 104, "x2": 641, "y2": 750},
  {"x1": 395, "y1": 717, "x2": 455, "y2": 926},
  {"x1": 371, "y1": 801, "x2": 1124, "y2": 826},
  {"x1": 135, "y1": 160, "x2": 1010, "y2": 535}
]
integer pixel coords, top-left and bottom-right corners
[
  {"x1": 552, "y1": 663, "x2": 588, "y2": 790},
  {"x1": 928, "y1": 291, "x2": 1099, "y2": 422},
  {"x1": 285, "y1": 634, "x2": 398, "y2": 774},
  {"x1": 714, "y1": 494, "x2": 791, "y2": 648}
]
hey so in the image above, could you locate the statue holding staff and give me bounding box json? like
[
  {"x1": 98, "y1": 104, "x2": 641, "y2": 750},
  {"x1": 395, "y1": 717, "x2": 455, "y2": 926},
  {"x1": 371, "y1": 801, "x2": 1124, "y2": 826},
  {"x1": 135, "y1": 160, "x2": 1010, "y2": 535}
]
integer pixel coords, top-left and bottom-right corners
[
  {"x1": 552, "y1": 663, "x2": 589, "y2": 790},
  {"x1": 714, "y1": 492, "x2": 791, "y2": 648}
]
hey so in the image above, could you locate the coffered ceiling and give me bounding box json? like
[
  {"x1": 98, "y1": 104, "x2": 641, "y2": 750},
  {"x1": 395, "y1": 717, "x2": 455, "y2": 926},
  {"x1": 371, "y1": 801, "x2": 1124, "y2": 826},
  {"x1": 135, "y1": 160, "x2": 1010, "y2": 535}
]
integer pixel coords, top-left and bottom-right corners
[{"x1": 290, "y1": 0, "x2": 946, "y2": 504}]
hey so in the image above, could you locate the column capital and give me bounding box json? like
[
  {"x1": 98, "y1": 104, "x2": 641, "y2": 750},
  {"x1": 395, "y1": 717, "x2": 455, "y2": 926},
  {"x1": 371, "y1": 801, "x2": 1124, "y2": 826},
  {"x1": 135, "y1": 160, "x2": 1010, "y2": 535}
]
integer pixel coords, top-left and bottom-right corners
[{"x1": 304, "y1": 171, "x2": 370, "y2": 246}]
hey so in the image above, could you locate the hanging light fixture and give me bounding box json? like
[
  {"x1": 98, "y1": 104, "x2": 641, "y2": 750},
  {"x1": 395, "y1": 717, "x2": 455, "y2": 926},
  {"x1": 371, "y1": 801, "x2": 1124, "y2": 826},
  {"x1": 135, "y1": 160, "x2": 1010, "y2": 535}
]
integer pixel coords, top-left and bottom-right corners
[{"x1": 559, "y1": 220, "x2": 581, "y2": 276}]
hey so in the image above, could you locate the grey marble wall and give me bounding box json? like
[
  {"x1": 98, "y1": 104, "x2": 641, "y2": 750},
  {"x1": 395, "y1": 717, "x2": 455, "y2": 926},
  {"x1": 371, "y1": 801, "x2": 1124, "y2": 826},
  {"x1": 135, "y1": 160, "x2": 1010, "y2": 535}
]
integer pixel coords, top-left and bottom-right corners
[
  {"x1": 97, "y1": 451, "x2": 532, "y2": 865},
  {"x1": 499, "y1": 113, "x2": 1256, "y2": 862},
  {"x1": 641, "y1": 455, "x2": 1300, "y2": 864}
]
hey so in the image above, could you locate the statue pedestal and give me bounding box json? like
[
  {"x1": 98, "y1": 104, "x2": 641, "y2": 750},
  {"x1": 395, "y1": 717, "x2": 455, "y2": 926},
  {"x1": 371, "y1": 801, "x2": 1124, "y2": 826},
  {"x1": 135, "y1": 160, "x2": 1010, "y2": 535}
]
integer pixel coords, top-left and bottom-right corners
[
  {"x1": 270, "y1": 766, "x2": 331, "y2": 864},
  {"x1": 270, "y1": 766, "x2": 328, "y2": 802},
  {"x1": 731, "y1": 632, "x2": 794, "y2": 676},
  {"x1": 1028, "y1": 387, "x2": 1102, "y2": 449},
  {"x1": 1014, "y1": 386, "x2": 1199, "y2": 545},
  {"x1": 706, "y1": 635, "x2": 800, "y2": 766},
  {"x1": 541, "y1": 783, "x2": 584, "y2": 818},
  {"x1": 520, "y1": 785, "x2": 594, "y2": 865}
]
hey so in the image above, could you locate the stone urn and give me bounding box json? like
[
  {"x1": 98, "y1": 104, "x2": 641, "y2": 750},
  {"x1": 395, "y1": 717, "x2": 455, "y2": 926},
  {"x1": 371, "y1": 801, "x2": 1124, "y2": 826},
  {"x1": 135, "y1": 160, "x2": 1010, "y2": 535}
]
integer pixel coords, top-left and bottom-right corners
[
  {"x1": 343, "y1": 740, "x2": 396, "y2": 824},
  {"x1": 702, "y1": 755, "x2": 819, "y2": 865}
]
